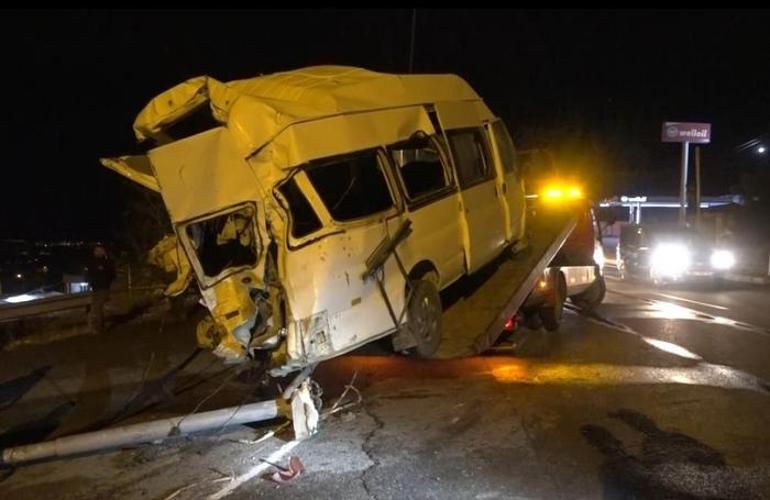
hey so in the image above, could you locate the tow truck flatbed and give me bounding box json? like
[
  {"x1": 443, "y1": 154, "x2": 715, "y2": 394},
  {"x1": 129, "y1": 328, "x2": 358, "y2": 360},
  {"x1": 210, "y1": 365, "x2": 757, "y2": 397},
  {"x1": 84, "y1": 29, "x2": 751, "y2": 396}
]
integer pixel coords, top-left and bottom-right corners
[{"x1": 436, "y1": 210, "x2": 577, "y2": 358}]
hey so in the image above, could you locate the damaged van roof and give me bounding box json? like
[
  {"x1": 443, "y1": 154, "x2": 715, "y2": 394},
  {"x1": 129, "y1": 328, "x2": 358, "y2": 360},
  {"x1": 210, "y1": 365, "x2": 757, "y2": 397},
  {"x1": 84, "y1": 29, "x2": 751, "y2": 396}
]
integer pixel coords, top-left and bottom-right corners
[
  {"x1": 103, "y1": 65, "x2": 491, "y2": 222},
  {"x1": 132, "y1": 65, "x2": 481, "y2": 148}
]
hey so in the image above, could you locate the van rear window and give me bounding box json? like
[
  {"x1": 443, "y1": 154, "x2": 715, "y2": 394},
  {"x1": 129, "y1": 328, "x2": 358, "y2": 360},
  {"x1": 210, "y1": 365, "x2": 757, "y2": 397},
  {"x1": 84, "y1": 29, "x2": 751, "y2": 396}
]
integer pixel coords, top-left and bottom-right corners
[{"x1": 306, "y1": 150, "x2": 394, "y2": 222}]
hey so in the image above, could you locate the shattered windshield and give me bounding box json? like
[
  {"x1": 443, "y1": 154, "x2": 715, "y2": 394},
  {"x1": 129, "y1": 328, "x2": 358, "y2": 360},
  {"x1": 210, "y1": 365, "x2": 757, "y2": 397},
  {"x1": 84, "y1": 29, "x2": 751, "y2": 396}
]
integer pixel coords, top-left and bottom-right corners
[{"x1": 184, "y1": 206, "x2": 259, "y2": 281}]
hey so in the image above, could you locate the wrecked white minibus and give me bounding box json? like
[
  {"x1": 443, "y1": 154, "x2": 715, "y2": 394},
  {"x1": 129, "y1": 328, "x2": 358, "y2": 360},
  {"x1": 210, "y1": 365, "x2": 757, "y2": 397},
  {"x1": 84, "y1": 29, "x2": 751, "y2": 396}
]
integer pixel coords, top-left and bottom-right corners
[{"x1": 103, "y1": 66, "x2": 526, "y2": 375}]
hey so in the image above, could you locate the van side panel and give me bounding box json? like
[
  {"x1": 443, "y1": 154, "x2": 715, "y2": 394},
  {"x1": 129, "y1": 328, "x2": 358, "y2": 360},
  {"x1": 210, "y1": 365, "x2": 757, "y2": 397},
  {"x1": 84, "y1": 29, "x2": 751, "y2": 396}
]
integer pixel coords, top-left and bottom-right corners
[
  {"x1": 282, "y1": 224, "x2": 406, "y2": 362},
  {"x1": 486, "y1": 120, "x2": 527, "y2": 244},
  {"x1": 432, "y1": 100, "x2": 494, "y2": 130},
  {"x1": 456, "y1": 181, "x2": 507, "y2": 271},
  {"x1": 389, "y1": 195, "x2": 465, "y2": 288}
]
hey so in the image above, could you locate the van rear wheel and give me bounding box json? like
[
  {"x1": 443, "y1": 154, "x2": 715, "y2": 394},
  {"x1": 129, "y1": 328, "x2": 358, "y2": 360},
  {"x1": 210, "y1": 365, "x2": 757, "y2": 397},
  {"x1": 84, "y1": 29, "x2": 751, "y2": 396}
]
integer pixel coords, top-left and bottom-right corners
[{"x1": 406, "y1": 279, "x2": 442, "y2": 358}]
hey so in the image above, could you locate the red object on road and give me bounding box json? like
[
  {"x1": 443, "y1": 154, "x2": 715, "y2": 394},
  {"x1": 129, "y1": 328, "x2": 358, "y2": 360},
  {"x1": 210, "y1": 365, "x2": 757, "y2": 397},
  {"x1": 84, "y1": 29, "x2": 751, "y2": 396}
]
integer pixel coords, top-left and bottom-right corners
[{"x1": 268, "y1": 456, "x2": 305, "y2": 483}]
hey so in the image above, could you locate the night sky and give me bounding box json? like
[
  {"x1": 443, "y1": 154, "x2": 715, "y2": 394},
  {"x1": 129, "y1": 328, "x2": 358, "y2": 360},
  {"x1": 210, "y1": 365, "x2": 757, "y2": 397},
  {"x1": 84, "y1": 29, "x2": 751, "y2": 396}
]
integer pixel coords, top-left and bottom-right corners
[{"x1": 1, "y1": 9, "x2": 767, "y2": 241}]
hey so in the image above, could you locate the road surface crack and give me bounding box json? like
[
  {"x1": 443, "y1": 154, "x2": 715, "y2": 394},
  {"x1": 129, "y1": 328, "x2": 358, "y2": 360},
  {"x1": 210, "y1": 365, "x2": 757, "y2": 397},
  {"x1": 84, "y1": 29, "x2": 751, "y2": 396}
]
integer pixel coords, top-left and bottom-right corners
[{"x1": 359, "y1": 398, "x2": 384, "y2": 500}]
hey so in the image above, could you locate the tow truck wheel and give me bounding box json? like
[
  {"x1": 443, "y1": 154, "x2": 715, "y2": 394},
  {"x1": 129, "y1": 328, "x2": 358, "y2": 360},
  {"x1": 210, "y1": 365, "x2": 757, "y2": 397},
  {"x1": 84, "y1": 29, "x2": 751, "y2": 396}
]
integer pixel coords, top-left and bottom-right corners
[
  {"x1": 571, "y1": 270, "x2": 606, "y2": 312},
  {"x1": 406, "y1": 279, "x2": 443, "y2": 358},
  {"x1": 540, "y1": 273, "x2": 566, "y2": 331}
]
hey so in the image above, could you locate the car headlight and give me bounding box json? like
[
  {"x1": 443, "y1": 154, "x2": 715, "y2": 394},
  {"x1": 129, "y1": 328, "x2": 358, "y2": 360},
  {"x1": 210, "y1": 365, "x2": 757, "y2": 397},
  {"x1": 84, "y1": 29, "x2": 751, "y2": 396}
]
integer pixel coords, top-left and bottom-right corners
[
  {"x1": 710, "y1": 249, "x2": 735, "y2": 270},
  {"x1": 651, "y1": 243, "x2": 691, "y2": 277}
]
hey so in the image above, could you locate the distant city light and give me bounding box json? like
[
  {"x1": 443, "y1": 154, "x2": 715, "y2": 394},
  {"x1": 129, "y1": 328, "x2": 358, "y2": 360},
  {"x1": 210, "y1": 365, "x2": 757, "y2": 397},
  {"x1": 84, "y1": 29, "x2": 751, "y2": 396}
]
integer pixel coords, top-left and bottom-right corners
[
  {"x1": 3, "y1": 293, "x2": 38, "y2": 304},
  {"x1": 15, "y1": 273, "x2": 23, "y2": 279}
]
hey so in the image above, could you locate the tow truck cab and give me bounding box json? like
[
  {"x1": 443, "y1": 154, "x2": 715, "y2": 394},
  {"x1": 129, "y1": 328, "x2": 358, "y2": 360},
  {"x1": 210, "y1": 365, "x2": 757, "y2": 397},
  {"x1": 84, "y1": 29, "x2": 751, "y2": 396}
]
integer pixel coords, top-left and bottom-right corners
[{"x1": 518, "y1": 181, "x2": 606, "y2": 330}]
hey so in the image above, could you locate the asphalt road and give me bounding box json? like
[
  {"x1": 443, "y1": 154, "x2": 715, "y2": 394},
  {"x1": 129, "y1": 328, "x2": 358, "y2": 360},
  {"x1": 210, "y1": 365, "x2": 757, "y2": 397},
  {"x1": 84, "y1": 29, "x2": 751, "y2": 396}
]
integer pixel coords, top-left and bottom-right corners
[{"x1": 1, "y1": 272, "x2": 769, "y2": 499}]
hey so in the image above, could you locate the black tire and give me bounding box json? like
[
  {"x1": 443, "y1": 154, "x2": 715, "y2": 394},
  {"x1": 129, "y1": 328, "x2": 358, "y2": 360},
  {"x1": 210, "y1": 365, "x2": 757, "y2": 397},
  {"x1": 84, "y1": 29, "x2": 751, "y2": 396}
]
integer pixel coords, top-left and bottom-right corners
[
  {"x1": 571, "y1": 273, "x2": 606, "y2": 312},
  {"x1": 522, "y1": 308, "x2": 543, "y2": 330},
  {"x1": 405, "y1": 279, "x2": 443, "y2": 358},
  {"x1": 539, "y1": 273, "x2": 566, "y2": 331}
]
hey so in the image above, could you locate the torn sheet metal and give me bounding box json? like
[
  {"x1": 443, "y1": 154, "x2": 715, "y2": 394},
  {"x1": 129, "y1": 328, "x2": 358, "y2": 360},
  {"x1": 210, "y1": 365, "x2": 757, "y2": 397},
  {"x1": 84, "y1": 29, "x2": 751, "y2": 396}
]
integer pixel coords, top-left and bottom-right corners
[
  {"x1": 290, "y1": 380, "x2": 319, "y2": 440},
  {"x1": 133, "y1": 75, "x2": 223, "y2": 142},
  {"x1": 147, "y1": 234, "x2": 193, "y2": 297},
  {"x1": 101, "y1": 155, "x2": 160, "y2": 192},
  {"x1": 148, "y1": 128, "x2": 264, "y2": 223}
]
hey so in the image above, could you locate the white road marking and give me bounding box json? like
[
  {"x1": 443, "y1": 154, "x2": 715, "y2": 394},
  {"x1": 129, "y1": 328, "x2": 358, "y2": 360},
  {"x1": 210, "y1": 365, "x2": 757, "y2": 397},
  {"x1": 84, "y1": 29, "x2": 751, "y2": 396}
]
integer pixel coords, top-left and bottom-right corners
[
  {"x1": 562, "y1": 308, "x2": 770, "y2": 393},
  {"x1": 652, "y1": 292, "x2": 728, "y2": 311},
  {"x1": 605, "y1": 288, "x2": 770, "y2": 337},
  {"x1": 571, "y1": 308, "x2": 703, "y2": 361},
  {"x1": 207, "y1": 439, "x2": 301, "y2": 499},
  {"x1": 641, "y1": 337, "x2": 702, "y2": 360}
]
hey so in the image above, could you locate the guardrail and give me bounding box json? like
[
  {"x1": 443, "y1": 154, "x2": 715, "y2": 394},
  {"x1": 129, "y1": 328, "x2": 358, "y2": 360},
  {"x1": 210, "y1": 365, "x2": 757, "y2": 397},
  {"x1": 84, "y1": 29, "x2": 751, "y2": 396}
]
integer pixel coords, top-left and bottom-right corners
[
  {"x1": 0, "y1": 293, "x2": 94, "y2": 322},
  {"x1": 0, "y1": 286, "x2": 164, "y2": 323}
]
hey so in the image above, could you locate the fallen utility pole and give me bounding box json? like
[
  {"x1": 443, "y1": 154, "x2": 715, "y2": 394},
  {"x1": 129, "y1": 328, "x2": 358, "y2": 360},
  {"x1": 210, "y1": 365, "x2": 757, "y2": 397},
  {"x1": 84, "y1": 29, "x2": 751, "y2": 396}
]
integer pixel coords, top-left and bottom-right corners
[
  {"x1": 1, "y1": 400, "x2": 282, "y2": 466},
  {"x1": 2, "y1": 378, "x2": 320, "y2": 466}
]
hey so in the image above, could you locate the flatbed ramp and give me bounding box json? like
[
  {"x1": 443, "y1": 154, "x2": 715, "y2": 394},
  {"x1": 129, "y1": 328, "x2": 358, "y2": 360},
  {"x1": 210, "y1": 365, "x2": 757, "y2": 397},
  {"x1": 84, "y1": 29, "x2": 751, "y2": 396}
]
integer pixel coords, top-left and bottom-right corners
[{"x1": 436, "y1": 211, "x2": 576, "y2": 358}]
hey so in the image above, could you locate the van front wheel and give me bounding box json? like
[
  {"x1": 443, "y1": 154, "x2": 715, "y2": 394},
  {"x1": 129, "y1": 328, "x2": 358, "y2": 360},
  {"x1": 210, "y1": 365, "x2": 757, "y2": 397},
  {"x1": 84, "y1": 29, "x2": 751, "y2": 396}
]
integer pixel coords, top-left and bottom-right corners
[{"x1": 406, "y1": 279, "x2": 443, "y2": 358}]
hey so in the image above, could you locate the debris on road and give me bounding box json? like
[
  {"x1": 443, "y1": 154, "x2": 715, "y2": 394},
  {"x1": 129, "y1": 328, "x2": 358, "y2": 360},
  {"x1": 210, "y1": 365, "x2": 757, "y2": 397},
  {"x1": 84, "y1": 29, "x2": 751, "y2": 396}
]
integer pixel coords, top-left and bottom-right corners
[
  {"x1": 323, "y1": 371, "x2": 362, "y2": 420},
  {"x1": 264, "y1": 455, "x2": 305, "y2": 483},
  {"x1": 233, "y1": 421, "x2": 291, "y2": 446}
]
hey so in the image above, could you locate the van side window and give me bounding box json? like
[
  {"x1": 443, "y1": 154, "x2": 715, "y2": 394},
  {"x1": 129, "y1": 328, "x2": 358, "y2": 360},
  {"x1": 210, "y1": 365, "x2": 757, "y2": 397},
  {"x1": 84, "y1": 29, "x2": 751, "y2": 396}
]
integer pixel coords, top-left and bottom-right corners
[
  {"x1": 278, "y1": 177, "x2": 322, "y2": 238},
  {"x1": 491, "y1": 121, "x2": 517, "y2": 175},
  {"x1": 388, "y1": 135, "x2": 450, "y2": 200},
  {"x1": 446, "y1": 128, "x2": 493, "y2": 188},
  {"x1": 306, "y1": 150, "x2": 394, "y2": 222}
]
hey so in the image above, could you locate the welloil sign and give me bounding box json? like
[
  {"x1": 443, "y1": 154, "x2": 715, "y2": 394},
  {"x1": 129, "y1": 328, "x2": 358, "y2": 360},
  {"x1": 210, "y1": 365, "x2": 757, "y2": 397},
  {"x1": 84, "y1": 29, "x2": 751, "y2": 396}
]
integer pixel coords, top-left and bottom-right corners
[{"x1": 662, "y1": 122, "x2": 711, "y2": 143}]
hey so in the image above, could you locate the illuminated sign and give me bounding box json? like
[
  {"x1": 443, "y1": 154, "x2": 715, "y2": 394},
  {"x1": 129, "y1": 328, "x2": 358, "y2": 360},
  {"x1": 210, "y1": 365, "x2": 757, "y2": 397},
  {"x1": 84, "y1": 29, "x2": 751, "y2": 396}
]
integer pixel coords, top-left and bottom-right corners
[{"x1": 661, "y1": 122, "x2": 711, "y2": 144}]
